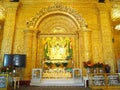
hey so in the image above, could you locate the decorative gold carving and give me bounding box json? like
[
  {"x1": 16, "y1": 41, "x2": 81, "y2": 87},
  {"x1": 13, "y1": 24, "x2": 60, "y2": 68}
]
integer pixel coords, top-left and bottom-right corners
[
  {"x1": 43, "y1": 37, "x2": 72, "y2": 60},
  {"x1": 26, "y1": 3, "x2": 87, "y2": 29},
  {"x1": 38, "y1": 14, "x2": 78, "y2": 34},
  {"x1": 0, "y1": 5, "x2": 6, "y2": 20}
]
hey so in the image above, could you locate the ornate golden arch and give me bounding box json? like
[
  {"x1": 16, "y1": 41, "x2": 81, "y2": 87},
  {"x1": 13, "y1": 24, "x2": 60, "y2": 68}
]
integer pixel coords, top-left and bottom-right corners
[{"x1": 26, "y1": 3, "x2": 88, "y2": 30}]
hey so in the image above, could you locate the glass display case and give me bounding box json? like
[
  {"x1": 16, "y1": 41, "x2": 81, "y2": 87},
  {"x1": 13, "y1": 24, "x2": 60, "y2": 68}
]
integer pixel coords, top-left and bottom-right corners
[
  {"x1": 89, "y1": 73, "x2": 120, "y2": 89},
  {"x1": 107, "y1": 73, "x2": 120, "y2": 86},
  {"x1": 89, "y1": 73, "x2": 106, "y2": 89},
  {"x1": 32, "y1": 68, "x2": 42, "y2": 80},
  {"x1": 0, "y1": 74, "x2": 8, "y2": 90},
  {"x1": 90, "y1": 73, "x2": 105, "y2": 86},
  {"x1": 72, "y1": 68, "x2": 83, "y2": 84}
]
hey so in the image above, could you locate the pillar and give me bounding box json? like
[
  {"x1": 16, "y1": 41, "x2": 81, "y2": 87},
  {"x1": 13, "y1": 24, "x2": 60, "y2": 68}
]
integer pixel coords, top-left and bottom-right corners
[
  {"x1": 37, "y1": 32, "x2": 43, "y2": 68},
  {"x1": 31, "y1": 30, "x2": 38, "y2": 68},
  {"x1": 82, "y1": 27, "x2": 92, "y2": 62},
  {"x1": 98, "y1": 3, "x2": 115, "y2": 72},
  {"x1": 81, "y1": 27, "x2": 92, "y2": 76},
  {"x1": 77, "y1": 30, "x2": 82, "y2": 68},
  {"x1": 23, "y1": 29, "x2": 34, "y2": 80},
  {"x1": 0, "y1": 2, "x2": 20, "y2": 65}
]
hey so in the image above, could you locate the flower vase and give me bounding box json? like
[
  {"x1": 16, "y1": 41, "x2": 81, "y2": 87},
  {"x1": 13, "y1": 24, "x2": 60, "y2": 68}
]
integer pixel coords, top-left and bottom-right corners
[
  {"x1": 86, "y1": 68, "x2": 90, "y2": 78},
  {"x1": 96, "y1": 68, "x2": 99, "y2": 73},
  {"x1": 93, "y1": 68, "x2": 97, "y2": 73},
  {"x1": 99, "y1": 68, "x2": 103, "y2": 73},
  {"x1": 105, "y1": 65, "x2": 110, "y2": 73}
]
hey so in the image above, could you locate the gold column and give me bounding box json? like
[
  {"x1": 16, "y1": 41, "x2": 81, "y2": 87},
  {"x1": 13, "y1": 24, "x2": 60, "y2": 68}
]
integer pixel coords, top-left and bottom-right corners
[
  {"x1": 77, "y1": 30, "x2": 84, "y2": 68},
  {"x1": 31, "y1": 30, "x2": 38, "y2": 68},
  {"x1": 77, "y1": 30, "x2": 82, "y2": 68},
  {"x1": 37, "y1": 32, "x2": 43, "y2": 68},
  {"x1": 98, "y1": 4, "x2": 115, "y2": 72},
  {"x1": 72, "y1": 36, "x2": 78, "y2": 68},
  {"x1": 23, "y1": 29, "x2": 34, "y2": 80},
  {"x1": 82, "y1": 27, "x2": 92, "y2": 62},
  {"x1": 0, "y1": 2, "x2": 20, "y2": 63}
]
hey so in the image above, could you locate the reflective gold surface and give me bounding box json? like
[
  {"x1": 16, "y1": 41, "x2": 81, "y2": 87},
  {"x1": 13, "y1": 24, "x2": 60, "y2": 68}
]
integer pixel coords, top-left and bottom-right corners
[{"x1": 0, "y1": 0, "x2": 120, "y2": 80}]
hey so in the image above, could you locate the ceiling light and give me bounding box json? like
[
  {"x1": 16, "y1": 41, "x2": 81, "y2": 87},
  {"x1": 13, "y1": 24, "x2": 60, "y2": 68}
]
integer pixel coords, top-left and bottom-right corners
[{"x1": 115, "y1": 24, "x2": 120, "y2": 30}]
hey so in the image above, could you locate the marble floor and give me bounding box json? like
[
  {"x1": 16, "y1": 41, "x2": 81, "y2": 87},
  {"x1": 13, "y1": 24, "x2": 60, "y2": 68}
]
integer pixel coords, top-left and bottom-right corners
[
  {"x1": 15, "y1": 86, "x2": 91, "y2": 90},
  {"x1": 9, "y1": 86, "x2": 120, "y2": 90},
  {"x1": 91, "y1": 88, "x2": 120, "y2": 90}
]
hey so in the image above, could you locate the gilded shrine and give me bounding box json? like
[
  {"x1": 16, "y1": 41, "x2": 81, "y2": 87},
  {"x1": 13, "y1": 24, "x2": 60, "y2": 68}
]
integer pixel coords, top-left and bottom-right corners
[
  {"x1": 23, "y1": 3, "x2": 92, "y2": 80},
  {"x1": 0, "y1": 0, "x2": 118, "y2": 85}
]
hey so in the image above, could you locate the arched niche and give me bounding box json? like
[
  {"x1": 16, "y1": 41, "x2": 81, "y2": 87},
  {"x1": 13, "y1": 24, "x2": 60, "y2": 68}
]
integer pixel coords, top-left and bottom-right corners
[
  {"x1": 37, "y1": 11, "x2": 79, "y2": 34},
  {"x1": 26, "y1": 3, "x2": 87, "y2": 30},
  {"x1": 24, "y1": 3, "x2": 92, "y2": 80}
]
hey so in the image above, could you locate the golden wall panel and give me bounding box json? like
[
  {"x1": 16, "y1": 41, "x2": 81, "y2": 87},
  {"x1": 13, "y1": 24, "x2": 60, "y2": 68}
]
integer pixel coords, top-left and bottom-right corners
[
  {"x1": 0, "y1": 2, "x2": 20, "y2": 62},
  {"x1": 13, "y1": 29, "x2": 24, "y2": 54},
  {"x1": 0, "y1": 0, "x2": 116, "y2": 79}
]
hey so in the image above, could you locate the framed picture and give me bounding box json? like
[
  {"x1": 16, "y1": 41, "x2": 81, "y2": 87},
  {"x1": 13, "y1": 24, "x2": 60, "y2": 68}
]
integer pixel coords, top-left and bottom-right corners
[
  {"x1": 107, "y1": 73, "x2": 120, "y2": 85},
  {"x1": 32, "y1": 68, "x2": 42, "y2": 80},
  {"x1": 72, "y1": 68, "x2": 82, "y2": 79},
  {"x1": 0, "y1": 74, "x2": 8, "y2": 90}
]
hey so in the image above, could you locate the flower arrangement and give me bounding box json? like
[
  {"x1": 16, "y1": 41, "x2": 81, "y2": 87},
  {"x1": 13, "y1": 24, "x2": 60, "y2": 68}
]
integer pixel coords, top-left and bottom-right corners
[
  {"x1": 62, "y1": 62, "x2": 68, "y2": 67},
  {"x1": 55, "y1": 62, "x2": 61, "y2": 67},
  {"x1": 83, "y1": 61, "x2": 93, "y2": 68},
  {"x1": 0, "y1": 65, "x2": 15, "y2": 73},
  {"x1": 104, "y1": 64, "x2": 111, "y2": 73},
  {"x1": 45, "y1": 62, "x2": 52, "y2": 68},
  {"x1": 93, "y1": 63, "x2": 98, "y2": 68},
  {"x1": 96, "y1": 62, "x2": 104, "y2": 68},
  {"x1": 83, "y1": 60, "x2": 110, "y2": 73},
  {"x1": 83, "y1": 61, "x2": 104, "y2": 68}
]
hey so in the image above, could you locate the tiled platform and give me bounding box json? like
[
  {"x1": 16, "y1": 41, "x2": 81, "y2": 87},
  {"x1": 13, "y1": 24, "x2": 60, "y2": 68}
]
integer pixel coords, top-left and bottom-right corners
[{"x1": 30, "y1": 79, "x2": 84, "y2": 86}]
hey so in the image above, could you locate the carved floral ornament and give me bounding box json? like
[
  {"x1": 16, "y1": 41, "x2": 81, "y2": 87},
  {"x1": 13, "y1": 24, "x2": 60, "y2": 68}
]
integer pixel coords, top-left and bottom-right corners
[
  {"x1": 26, "y1": 3, "x2": 88, "y2": 30},
  {"x1": 0, "y1": 5, "x2": 6, "y2": 20}
]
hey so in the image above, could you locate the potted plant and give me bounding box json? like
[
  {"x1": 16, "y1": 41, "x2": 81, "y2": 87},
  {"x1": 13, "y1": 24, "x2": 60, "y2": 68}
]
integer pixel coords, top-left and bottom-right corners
[
  {"x1": 62, "y1": 62, "x2": 68, "y2": 69},
  {"x1": 0, "y1": 66, "x2": 6, "y2": 73},
  {"x1": 93, "y1": 63, "x2": 98, "y2": 73},
  {"x1": 0, "y1": 65, "x2": 14, "y2": 74},
  {"x1": 45, "y1": 62, "x2": 52, "y2": 69},
  {"x1": 96, "y1": 62, "x2": 104, "y2": 73},
  {"x1": 83, "y1": 61, "x2": 93, "y2": 75},
  {"x1": 97, "y1": 62, "x2": 104, "y2": 68},
  {"x1": 55, "y1": 62, "x2": 61, "y2": 67},
  {"x1": 104, "y1": 64, "x2": 110, "y2": 73},
  {"x1": 83, "y1": 61, "x2": 93, "y2": 69}
]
